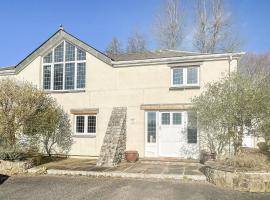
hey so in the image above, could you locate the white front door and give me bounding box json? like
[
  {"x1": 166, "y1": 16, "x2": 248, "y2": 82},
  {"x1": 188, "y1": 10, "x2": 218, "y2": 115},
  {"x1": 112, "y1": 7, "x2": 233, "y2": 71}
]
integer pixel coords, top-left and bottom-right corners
[{"x1": 158, "y1": 112, "x2": 184, "y2": 157}]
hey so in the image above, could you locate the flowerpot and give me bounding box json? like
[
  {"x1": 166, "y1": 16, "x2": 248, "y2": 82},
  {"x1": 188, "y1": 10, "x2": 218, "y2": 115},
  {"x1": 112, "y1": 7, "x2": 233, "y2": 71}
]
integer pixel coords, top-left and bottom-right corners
[{"x1": 125, "y1": 150, "x2": 139, "y2": 162}]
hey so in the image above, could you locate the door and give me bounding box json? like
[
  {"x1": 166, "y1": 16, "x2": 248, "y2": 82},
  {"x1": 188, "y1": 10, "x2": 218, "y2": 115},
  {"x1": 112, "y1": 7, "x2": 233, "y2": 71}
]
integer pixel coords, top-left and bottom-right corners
[{"x1": 158, "y1": 112, "x2": 184, "y2": 157}]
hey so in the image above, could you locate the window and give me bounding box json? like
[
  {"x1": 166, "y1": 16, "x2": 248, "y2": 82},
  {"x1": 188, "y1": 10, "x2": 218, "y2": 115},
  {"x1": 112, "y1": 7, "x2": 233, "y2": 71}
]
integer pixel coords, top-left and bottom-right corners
[
  {"x1": 53, "y1": 64, "x2": 63, "y2": 90},
  {"x1": 147, "y1": 112, "x2": 156, "y2": 143},
  {"x1": 161, "y1": 113, "x2": 170, "y2": 125},
  {"x1": 75, "y1": 115, "x2": 96, "y2": 135},
  {"x1": 173, "y1": 68, "x2": 183, "y2": 85},
  {"x1": 187, "y1": 111, "x2": 197, "y2": 143},
  {"x1": 187, "y1": 67, "x2": 198, "y2": 84},
  {"x1": 88, "y1": 116, "x2": 96, "y2": 133},
  {"x1": 77, "y1": 63, "x2": 86, "y2": 88},
  {"x1": 43, "y1": 41, "x2": 86, "y2": 91},
  {"x1": 65, "y1": 63, "x2": 75, "y2": 90},
  {"x1": 77, "y1": 49, "x2": 86, "y2": 61},
  {"x1": 65, "y1": 42, "x2": 75, "y2": 61},
  {"x1": 173, "y1": 113, "x2": 182, "y2": 125},
  {"x1": 171, "y1": 67, "x2": 199, "y2": 87},
  {"x1": 44, "y1": 52, "x2": 52, "y2": 63},
  {"x1": 43, "y1": 65, "x2": 51, "y2": 90},
  {"x1": 76, "y1": 116, "x2": 85, "y2": 133},
  {"x1": 54, "y1": 42, "x2": 64, "y2": 62}
]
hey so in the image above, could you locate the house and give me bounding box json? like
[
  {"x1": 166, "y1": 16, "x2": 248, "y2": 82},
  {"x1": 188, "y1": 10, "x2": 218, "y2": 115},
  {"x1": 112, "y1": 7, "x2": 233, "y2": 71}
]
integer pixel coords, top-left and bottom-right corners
[{"x1": 0, "y1": 27, "x2": 245, "y2": 165}]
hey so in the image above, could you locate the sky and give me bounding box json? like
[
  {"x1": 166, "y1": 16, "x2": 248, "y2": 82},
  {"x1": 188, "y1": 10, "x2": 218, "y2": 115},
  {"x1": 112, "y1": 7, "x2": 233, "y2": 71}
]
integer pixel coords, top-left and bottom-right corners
[{"x1": 0, "y1": 0, "x2": 270, "y2": 67}]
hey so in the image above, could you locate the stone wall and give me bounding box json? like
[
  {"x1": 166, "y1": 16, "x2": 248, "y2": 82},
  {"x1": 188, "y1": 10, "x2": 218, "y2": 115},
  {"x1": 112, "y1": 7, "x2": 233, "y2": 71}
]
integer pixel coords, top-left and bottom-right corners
[
  {"x1": 201, "y1": 165, "x2": 270, "y2": 192},
  {"x1": 96, "y1": 107, "x2": 127, "y2": 167},
  {"x1": 0, "y1": 159, "x2": 34, "y2": 175}
]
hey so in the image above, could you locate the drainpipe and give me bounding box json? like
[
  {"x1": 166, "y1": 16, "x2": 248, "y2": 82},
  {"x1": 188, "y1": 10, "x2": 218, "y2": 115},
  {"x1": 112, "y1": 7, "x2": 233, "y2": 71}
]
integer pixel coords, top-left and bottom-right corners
[{"x1": 228, "y1": 55, "x2": 233, "y2": 76}]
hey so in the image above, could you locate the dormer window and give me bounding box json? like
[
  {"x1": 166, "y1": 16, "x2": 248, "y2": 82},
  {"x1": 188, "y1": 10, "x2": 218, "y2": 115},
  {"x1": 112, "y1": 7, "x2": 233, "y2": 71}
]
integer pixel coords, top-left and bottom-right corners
[{"x1": 43, "y1": 41, "x2": 86, "y2": 91}]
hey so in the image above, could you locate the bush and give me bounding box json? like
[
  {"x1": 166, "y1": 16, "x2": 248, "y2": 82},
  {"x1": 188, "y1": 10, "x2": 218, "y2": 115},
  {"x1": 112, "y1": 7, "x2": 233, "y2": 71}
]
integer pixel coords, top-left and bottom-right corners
[
  {"x1": 220, "y1": 148, "x2": 270, "y2": 170},
  {"x1": 0, "y1": 147, "x2": 26, "y2": 161},
  {"x1": 199, "y1": 150, "x2": 210, "y2": 164},
  {"x1": 257, "y1": 142, "x2": 269, "y2": 152}
]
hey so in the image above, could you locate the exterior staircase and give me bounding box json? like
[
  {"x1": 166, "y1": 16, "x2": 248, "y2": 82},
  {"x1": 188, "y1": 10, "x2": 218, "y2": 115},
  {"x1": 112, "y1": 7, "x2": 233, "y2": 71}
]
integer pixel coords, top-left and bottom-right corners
[{"x1": 96, "y1": 107, "x2": 127, "y2": 167}]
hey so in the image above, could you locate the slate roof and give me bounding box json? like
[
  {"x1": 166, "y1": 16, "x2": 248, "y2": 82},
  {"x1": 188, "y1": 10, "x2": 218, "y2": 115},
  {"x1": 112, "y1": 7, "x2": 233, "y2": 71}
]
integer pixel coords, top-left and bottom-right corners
[{"x1": 109, "y1": 50, "x2": 204, "y2": 61}]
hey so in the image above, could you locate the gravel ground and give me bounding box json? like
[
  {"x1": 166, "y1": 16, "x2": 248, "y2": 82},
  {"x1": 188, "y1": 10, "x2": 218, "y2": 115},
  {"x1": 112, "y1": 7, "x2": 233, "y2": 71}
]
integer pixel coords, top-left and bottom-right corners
[{"x1": 0, "y1": 175, "x2": 270, "y2": 200}]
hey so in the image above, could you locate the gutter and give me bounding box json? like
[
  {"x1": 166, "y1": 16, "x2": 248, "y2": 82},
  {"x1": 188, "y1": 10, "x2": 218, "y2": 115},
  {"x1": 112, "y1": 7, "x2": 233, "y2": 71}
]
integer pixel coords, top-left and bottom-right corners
[{"x1": 112, "y1": 52, "x2": 246, "y2": 67}]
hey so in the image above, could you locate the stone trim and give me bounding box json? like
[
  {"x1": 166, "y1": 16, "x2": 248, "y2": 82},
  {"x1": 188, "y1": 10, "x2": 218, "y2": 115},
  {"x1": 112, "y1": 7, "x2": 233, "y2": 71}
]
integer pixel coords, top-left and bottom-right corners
[
  {"x1": 70, "y1": 108, "x2": 99, "y2": 115},
  {"x1": 140, "y1": 103, "x2": 193, "y2": 111},
  {"x1": 169, "y1": 86, "x2": 200, "y2": 90},
  {"x1": 45, "y1": 90, "x2": 86, "y2": 94},
  {"x1": 72, "y1": 135, "x2": 96, "y2": 138}
]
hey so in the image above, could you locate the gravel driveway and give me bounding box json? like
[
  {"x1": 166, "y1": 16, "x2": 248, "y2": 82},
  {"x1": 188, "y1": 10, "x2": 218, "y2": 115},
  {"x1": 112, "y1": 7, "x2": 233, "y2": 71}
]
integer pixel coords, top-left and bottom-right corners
[{"x1": 0, "y1": 175, "x2": 270, "y2": 200}]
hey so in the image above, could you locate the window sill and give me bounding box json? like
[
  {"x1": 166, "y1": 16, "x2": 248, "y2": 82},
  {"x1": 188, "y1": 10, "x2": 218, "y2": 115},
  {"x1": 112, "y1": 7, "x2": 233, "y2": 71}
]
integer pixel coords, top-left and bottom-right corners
[
  {"x1": 45, "y1": 89, "x2": 86, "y2": 94},
  {"x1": 73, "y1": 134, "x2": 96, "y2": 138},
  {"x1": 169, "y1": 86, "x2": 200, "y2": 90}
]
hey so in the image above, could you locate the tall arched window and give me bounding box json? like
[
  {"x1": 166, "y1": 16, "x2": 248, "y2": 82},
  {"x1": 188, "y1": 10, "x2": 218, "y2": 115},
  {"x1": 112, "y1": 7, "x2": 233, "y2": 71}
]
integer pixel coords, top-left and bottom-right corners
[{"x1": 43, "y1": 41, "x2": 86, "y2": 91}]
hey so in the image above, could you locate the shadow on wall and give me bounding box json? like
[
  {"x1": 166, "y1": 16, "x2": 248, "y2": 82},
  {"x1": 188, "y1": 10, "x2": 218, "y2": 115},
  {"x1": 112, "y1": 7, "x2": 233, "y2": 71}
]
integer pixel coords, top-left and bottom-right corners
[{"x1": 0, "y1": 174, "x2": 9, "y2": 184}]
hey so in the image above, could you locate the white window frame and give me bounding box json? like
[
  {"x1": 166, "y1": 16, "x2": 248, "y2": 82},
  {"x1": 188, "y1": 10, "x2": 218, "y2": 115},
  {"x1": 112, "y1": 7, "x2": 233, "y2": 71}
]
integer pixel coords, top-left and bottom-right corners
[
  {"x1": 42, "y1": 40, "x2": 86, "y2": 92},
  {"x1": 74, "y1": 115, "x2": 97, "y2": 136},
  {"x1": 171, "y1": 66, "x2": 200, "y2": 87}
]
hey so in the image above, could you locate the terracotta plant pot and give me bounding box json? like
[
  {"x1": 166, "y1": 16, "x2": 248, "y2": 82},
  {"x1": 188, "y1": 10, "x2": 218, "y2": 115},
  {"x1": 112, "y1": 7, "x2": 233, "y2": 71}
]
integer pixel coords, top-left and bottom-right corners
[{"x1": 125, "y1": 150, "x2": 139, "y2": 162}]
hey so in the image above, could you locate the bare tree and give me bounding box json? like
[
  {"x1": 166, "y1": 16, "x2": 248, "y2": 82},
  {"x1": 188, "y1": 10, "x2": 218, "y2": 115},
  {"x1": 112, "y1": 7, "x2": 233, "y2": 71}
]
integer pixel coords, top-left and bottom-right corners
[
  {"x1": 126, "y1": 31, "x2": 147, "y2": 53},
  {"x1": 238, "y1": 53, "x2": 270, "y2": 76},
  {"x1": 153, "y1": 0, "x2": 184, "y2": 50},
  {"x1": 193, "y1": 0, "x2": 240, "y2": 53},
  {"x1": 105, "y1": 37, "x2": 122, "y2": 58}
]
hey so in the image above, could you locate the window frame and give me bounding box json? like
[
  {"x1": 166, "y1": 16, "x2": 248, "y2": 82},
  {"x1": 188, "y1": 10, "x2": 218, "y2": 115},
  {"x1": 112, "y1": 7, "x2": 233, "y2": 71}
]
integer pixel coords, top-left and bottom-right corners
[
  {"x1": 187, "y1": 111, "x2": 198, "y2": 144},
  {"x1": 147, "y1": 111, "x2": 157, "y2": 143},
  {"x1": 171, "y1": 66, "x2": 200, "y2": 87},
  {"x1": 42, "y1": 40, "x2": 86, "y2": 92},
  {"x1": 74, "y1": 115, "x2": 97, "y2": 136}
]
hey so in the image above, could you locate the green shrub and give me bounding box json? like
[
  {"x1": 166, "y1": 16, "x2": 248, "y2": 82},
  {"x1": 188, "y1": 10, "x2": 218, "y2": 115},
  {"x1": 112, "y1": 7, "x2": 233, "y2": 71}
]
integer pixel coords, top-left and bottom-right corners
[
  {"x1": 257, "y1": 142, "x2": 269, "y2": 152},
  {"x1": 0, "y1": 147, "x2": 26, "y2": 161},
  {"x1": 199, "y1": 150, "x2": 209, "y2": 164},
  {"x1": 220, "y1": 148, "x2": 270, "y2": 170}
]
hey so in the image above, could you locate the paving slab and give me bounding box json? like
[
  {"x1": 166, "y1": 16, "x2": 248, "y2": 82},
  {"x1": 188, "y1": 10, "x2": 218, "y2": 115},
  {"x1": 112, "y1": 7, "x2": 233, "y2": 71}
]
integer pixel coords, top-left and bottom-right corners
[{"x1": 30, "y1": 158, "x2": 206, "y2": 181}]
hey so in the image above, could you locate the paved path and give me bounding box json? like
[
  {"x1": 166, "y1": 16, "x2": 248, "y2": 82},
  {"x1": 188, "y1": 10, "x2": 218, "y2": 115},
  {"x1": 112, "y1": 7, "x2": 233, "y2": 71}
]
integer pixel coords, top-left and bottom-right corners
[
  {"x1": 1, "y1": 175, "x2": 270, "y2": 200},
  {"x1": 37, "y1": 158, "x2": 204, "y2": 180}
]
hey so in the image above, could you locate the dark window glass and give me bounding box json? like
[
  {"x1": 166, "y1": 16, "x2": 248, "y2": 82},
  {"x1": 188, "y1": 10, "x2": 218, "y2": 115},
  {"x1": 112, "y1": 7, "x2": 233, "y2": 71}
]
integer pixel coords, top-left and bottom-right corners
[
  {"x1": 187, "y1": 67, "x2": 198, "y2": 84},
  {"x1": 161, "y1": 113, "x2": 170, "y2": 125},
  {"x1": 43, "y1": 65, "x2": 51, "y2": 90},
  {"x1": 65, "y1": 63, "x2": 75, "y2": 89},
  {"x1": 53, "y1": 64, "x2": 63, "y2": 90},
  {"x1": 65, "y1": 42, "x2": 75, "y2": 61},
  {"x1": 54, "y1": 42, "x2": 64, "y2": 62},
  {"x1": 173, "y1": 113, "x2": 182, "y2": 125},
  {"x1": 44, "y1": 52, "x2": 52, "y2": 63},
  {"x1": 77, "y1": 49, "x2": 86, "y2": 61},
  {"x1": 147, "y1": 112, "x2": 156, "y2": 143},
  {"x1": 87, "y1": 116, "x2": 96, "y2": 133},
  {"x1": 173, "y1": 68, "x2": 183, "y2": 85},
  {"x1": 187, "y1": 111, "x2": 197, "y2": 143},
  {"x1": 76, "y1": 116, "x2": 85, "y2": 133},
  {"x1": 77, "y1": 63, "x2": 86, "y2": 88}
]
